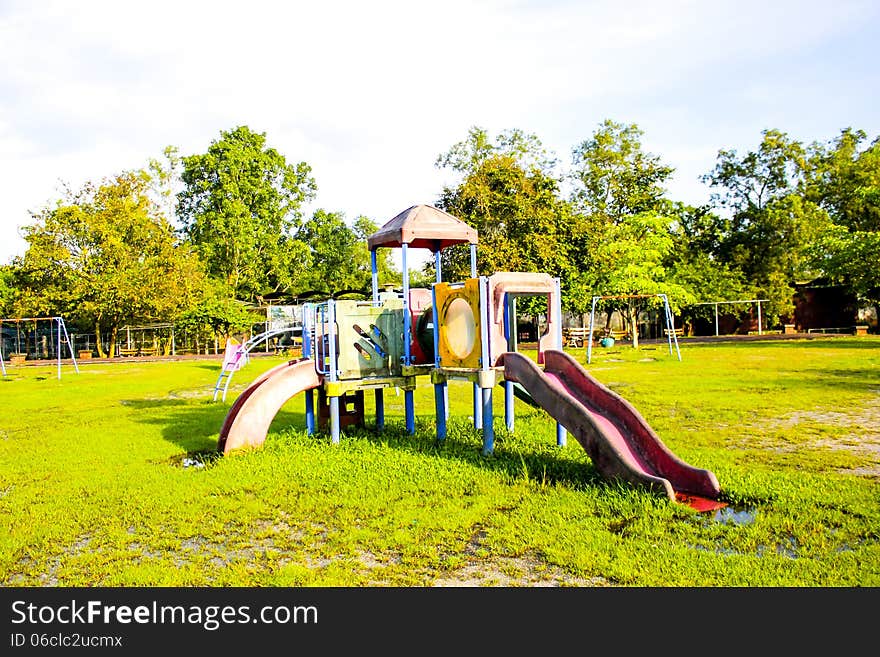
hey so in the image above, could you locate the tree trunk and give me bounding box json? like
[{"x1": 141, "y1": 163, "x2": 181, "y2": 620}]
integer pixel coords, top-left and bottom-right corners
[
  {"x1": 628, "y1": 303, "x2": 640, "y2": 349},
  {"x1": 94, "y1": 319, "x2": 106, "y2": 359},
  {"x1": 108, "y1": 326, "x2": 118, "y2": 359}
]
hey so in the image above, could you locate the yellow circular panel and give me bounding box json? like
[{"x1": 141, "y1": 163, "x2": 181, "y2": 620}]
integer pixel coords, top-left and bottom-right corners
[{"x1": 444, "y1": 298, "x2": 476, "y2": 359}]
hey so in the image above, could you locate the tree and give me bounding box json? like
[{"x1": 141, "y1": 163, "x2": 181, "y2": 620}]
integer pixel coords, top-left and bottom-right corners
[
  {"x1": 802, "y1": 128, "x2": 880, "y2": 232},
  {"x1": 175, "y1": 281, "x2": 262, "y2": 354},
  {"x1": 14, "y1": 172, "x2": 208, "y2": 357},
  {"x1": 177, "y1": 126, "x2": 317, "y2": 301},
  {"x1": 567, "y1": 120, "x2": 684, "y2": 345},
  {"x1": 0, "y1": 266, "x2": 14, "y2": 317},
  {"x1": 808, "y1": 226, "x2": 880, "y2": 306},
  {"x1": 701, "y1": 129, "x2": 829, "y2": 325},
  {"x1": 352, "y1": 216, "x2": 400, "y2": 289},
  {"x1": 294, "y1": 210, "x2": 395, "y2": 295},
  {"x1": 435, "y1": 126, "x2": 573, "y2": 297},
  {"x1": 801, "y1": 129, "x2": 880, "y2": 308},
  {"x1": 570, "y1": 119, "x2": 674, "y2": 223},
  {"x1": 664, "y1": 203, "x2": 752, "y2": 334}
]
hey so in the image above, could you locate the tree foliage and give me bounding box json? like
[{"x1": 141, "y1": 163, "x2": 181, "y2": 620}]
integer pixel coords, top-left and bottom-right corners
[
  {"x1": 700, "y1": 130, "x2": 832, "y2": 324},
  {"x1": 570, "y1": 119, "x2": 674, "y2": 222},
  {"x1": 177, "y1": 126, "x2": 317, "y2": 301},
  {"x1": 566, "y1": 120, "x2": 686, "y2": 343},
  {"x1": 13, "y1": 172, "x2": 208, "y2": 357},
  {"x1": 435, "y1": 126, "x2": 572, "y2": 291}
]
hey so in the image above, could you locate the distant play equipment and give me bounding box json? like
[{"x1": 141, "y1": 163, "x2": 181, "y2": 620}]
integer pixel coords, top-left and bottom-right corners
[
  {"x1": 0, "y1": 316, "x2": 80, "y2": 379},
  {"x1": 586, "y1": 294, "x2": 682, "y2": 363},
  {"x1": 212, "y1": 326, "x2": 302, "y2": 401},
  {"x1": 217, "y1": 204, "x2": 722, "y2": 509}
]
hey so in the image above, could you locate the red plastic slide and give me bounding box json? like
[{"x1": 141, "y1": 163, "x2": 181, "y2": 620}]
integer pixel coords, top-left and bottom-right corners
[
  {"x1": 218, "y1": 358, "x2": 322, "y2": 454},
  {"x1": 501, "y1": 350, "x2": 722, "y2": 506}
]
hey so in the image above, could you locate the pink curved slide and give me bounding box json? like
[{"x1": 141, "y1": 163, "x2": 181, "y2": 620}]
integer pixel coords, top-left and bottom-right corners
[
  {"x1": 501, "y1": 350, "x2": 722, "y2": 507},
  {"x1": 218, "y1": 358, "x2": 322, "y2": 454}
]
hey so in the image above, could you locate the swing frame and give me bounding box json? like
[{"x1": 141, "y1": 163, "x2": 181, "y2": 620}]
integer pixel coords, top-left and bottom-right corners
[{"x1": 586, "y1": 294, "x2": 681, "y2": 364}]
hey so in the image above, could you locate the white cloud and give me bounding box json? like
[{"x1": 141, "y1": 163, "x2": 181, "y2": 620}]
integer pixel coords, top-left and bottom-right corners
[{"x1": 1, "y1": 0, "x2": 878, "y2": 266}]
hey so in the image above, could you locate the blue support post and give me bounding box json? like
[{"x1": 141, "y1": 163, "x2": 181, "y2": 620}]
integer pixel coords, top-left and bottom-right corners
[
  {"x1": 434, "y1": 383, "x2": 446, "y2": 440},
  {"x1": 402, "y1": 243, "x2": 411, "y2": 366},
  {"x1": 405, "y1": 391, "x2": 415, "y2": 434},
  {"x1": 503, "y1": 292, "x2": 514, "y2": 431},
  {"x1": 370, "y1": 249, "x2": 379, "y2": 302},
  {"x1": 305, "y1": 390, "x2": 315, "y2": 435},
  {"x1": 402, "y1": 243, "x2": 415, "y2": 435},
  {"x1": 481, "y1": 388, "x2": 494, "y2": 455},
  {"x1": 556, "y1": 423, "x2": 566, "y2": 447},
  {"x1": 375, "y1": 389, "x2": 384, "y2": 431},
  {"x1": 303, "y1": 305, "x2": 315, "y2": 435}
]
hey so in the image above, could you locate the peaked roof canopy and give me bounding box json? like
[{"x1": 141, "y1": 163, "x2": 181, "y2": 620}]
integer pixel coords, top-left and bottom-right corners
[{"x1": 366, "y1": 204, "x2": 478, "y2": 251}]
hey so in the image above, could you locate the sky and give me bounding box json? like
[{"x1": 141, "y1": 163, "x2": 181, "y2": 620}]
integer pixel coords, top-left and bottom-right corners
[{"x1": 1, "y1": 0, "x2": 878, "y2": 268}]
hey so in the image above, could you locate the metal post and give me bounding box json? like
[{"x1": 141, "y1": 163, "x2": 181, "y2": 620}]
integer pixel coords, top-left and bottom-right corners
[
  {"x1": 56, "y1": 317, "x2": 62, "y2": 380},
  {"x1": 431, "y1": 284, "x2": 447, "y2": 441},
  {"x1": 479, "y1": 277, "x2": 494, "y2": 453},
  {"x1": 327, "y1": 300, "x2": 341, "y2": 444},
  {"x1": 435, "y1": 250, "x2": 442, "y2": 285},
  {"x1": 375, "y1": 389, "x2": 385, "y2": 432},
  {"x1": 503, "y1": 293, "x2": 514, "y2": 431},
  {"x1": 303, "y1": 305, "x2": 316, "y2": 435},
  {"x1": 470, "y1": 246, "x2": 480, "y2": 428},
  {"x1": 58, "y1": 318, "x2": 79, "y2": 376},
  {"x1": 370, "y1": 249, "x2": 379, "y2": 302},
  {"x1": 402, "y1": 243, "x2": 410, "y2": 365},
  {"x1": 434, "y1": 383, "x2": 446, "y2": 440},
  {"x1": 504, "y1": 381, "x2": 515, "y2": 432},
  {"x1": 305, "y1": 390, "x2": 315, "y2": 435},
  {"x1": 663, "y1": 296, "x2": 682, "y2": 361},
  {"x1": 482, "y1": 387, "x2": 494, "y2": 455},
  {"x1": 587, "y1": 296, "x2": 598, "y2": 364},
  {"x1": 714, "y1": 302, "x2": 719, "y2": 336},
  {"x1": 757, "y1": 301, "x2": 763, "y2": 335}
]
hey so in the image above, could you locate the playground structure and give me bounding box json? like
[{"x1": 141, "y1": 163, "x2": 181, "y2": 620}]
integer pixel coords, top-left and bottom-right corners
[
  {"x1": 0, "y1": 316, "x2": 80, "y2": 379},
  {"x1": 212, "y1": 325, "x2": 303, "y2": 402},
  {"x1": 218, "y1": 205, "x2": 722, "y2": 507}
]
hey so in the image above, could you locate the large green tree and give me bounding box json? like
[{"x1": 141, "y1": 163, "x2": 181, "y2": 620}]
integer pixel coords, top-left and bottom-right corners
[
  {"x1": 295, "y1": 210, "x2": 397, "y2": 295},
  {"x1": 0, "y1": 266, "x2": 14, "y2": 317},
  {"x1": 802, "y1": 129, "x2": 880, "y2": 307},
  {"x1": 13, "y1": 172, "x2": 208, "y2": 357},
  {"x1": 567, "y1": 120, "x2": 687, "y2": 344},
  {"x1": 701, "y1": 129, "x2": 830, "y2": 324},
  {"x1": 435, "y1": 126, "x2": 572, "y2": 290},
  {"x1": 177, "y1": 126, "x2": 316, "y2": 301},
  {"x1": 664, "y1": 203, "x2": 752, "y2": 333}
]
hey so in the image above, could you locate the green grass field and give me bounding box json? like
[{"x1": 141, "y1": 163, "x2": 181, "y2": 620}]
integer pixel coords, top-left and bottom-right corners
[{"x1": 1, "y1": 337, "x2": 878, "y2": 586}]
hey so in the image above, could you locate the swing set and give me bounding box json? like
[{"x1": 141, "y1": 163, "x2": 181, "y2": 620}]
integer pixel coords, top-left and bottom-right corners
[
  {"x1": 586, "y1": 294, "x2": 681, "y2": 364},
  {"x1": 0, "y1": 316, "x2": 80, "y2": 379}
]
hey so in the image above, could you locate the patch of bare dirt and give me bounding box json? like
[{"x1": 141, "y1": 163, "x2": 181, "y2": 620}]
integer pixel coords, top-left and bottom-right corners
[
  {"x1": 431, "y1": 554, "x2": 610, "y2": 587},
  {"x1": 753, "y1": 390, "x2": 880, "y2": 477}
]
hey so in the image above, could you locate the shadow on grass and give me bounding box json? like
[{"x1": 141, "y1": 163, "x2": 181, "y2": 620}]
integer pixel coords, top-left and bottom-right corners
[
  {"x1": 779, "y1": 368, "x2": 880, "y2": 393},
  {"x1": 122, "y1": 394, "x2": 614, "y2": 495}
]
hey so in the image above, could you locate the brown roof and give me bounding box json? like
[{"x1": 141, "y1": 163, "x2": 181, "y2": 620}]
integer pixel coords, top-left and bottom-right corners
[{"x1": 366, "y1": 204, "x2": 478, "y2": 251}]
